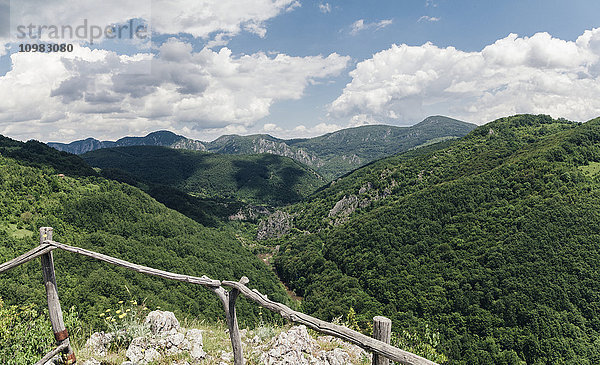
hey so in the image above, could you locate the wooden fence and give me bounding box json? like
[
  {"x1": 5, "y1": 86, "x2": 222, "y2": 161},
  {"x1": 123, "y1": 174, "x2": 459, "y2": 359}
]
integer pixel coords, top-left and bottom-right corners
[{"x1": 0, "y1": 227, "x2": 438, "y2": 365}]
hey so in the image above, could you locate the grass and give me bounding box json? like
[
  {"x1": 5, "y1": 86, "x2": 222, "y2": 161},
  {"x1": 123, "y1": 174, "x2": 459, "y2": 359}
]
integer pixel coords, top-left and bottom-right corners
[
  {"x1": 0, "y1": 223, "x2": 34, "y2": 239},
  {"x1": 579, "y1": 161, "x2": 600, "y2": 176}
]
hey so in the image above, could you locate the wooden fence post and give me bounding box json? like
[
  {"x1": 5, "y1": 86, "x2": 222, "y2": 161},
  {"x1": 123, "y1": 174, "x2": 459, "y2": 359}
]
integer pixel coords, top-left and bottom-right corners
[
  {"x1": 40, "y1": 227, "x2": 76, "y2": 364},
  {"x1": 227, "y1": 276, "x2": 248, "y2": 365},
  {"x1": 211, "y1": 278, "x2": 246, "y2": 365},
  {"x1": 373, "y1": 316, "x2": 392, "y2": 365}
]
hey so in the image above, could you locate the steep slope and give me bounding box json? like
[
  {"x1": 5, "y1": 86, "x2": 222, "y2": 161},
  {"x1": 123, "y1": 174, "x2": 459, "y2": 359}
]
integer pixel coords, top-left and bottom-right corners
[
  {"x1": 82, "y1": 146, "x2": 325, "y2": 206},
  {"x1": 0, "y1": 135, "x2": 288, "y2": 330},
  {"x1": 272, "y1": 115, "x2": 600, "y2": 364},
  {"x1": 48, "y1": 131, "x2": 206, "y2": 154},
  {"x1": 0, "y1": 136, "x2": 97, "y2": 177},
  {"x1": 207, "y1": 116, "x2": 476, "y2": 179}
]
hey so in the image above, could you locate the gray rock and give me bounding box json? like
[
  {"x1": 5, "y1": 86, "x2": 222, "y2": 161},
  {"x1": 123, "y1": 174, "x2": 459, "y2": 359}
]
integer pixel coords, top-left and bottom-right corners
[
  {"x1": 258, "y1": 325, "x2": 365, "y2": 365},
  {"x1": 83, "y1": 332, "x2": 114, "y2": 357},
  {"x1": 257, "y1": 211, "x2": 293, "y2": 240},
  {"x1": 145, "y1": 310, "x2": 180, "y2": 335},
  {"x1": 187, "y1": 329, "x2": 206, "y2": 360}
]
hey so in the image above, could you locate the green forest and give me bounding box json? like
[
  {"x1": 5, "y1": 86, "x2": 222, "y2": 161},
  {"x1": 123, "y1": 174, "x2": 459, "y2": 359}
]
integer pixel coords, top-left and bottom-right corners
[
  {"x1": 272, "y1": 115, "x2": 600, "y2": 364},
  {"x1": 0, "y1": 137, "x2": 290, "y2": 334},
  {"x1": 82, "y1": 146, "x2": 325, "y2": 206},
  {"x1": 4, "y1": 114, "x2": 600, "y2": 364}
]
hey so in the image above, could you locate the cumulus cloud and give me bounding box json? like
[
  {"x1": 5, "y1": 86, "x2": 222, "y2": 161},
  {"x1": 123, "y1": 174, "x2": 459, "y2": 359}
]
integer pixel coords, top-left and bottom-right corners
[
  {"x1": 7, "y1": 0, "x2": 299, "y2": 46},
  {"x1": 319, "y1": 3, "x2": 332, "y2": 13},
  {"x1": 0, "y1": 40, "x2": 349, "y2": 141},
  {"x1": 256, "y1": 122, "x2": 344, "y2": 139},
  {"x1": 330, "y1": 29, "x2": 600, "y2": 124},
  {"x1": 350, "y1": 19, "x2": 393, "y2": 36},
  {"x1": 418, "y1": 16, "x2": 440, "y2": 22}
]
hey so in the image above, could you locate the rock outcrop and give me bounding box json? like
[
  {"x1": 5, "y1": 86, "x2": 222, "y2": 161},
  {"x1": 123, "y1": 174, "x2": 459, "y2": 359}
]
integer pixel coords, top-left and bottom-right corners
[
  {"x1": 80, "y1": 311, "x2": 206, "y2": 365},
  {"x1": 256, "y1": 325, "x2": 367, "y2": 365},
  {"x1": 257, "y1": 210, "x2": 293, "y2": 240},
  {"x1": 76, "y1": 314, "x2": 367, "y2": 365}
]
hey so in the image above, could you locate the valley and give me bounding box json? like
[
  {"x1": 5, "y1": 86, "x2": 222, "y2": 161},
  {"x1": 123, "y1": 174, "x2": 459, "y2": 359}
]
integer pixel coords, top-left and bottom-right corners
[{"x1": 3, "y1": 114, "x2": 600, "y2": 364}]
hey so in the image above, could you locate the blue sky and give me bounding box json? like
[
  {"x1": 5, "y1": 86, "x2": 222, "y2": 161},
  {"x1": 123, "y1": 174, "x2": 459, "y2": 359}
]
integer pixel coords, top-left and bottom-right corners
[{"x1": 0, "y1": 0, "x2": 599, "y2": 142}]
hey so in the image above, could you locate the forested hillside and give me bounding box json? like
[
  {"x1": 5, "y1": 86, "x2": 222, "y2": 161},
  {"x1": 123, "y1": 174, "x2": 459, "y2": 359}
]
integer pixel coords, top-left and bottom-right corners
[
  {"x1": 82, "y1": 146, "x2": 325, "y2": 206},
  {"x1": 207, "y1": 116, "x2": 476, "y2": 179},
  {"x1": 50, "y1": 116, "x2": 476, "y2": 180},
  {"x1": 272, "y1": 115, "x2": 600, "y2": 364},
  {"x1": 0, "y1": 136, "x2": 289, "y2": 329},
  {"x1": 48, "y1": 130, "x2": 206, "y2": 155}
]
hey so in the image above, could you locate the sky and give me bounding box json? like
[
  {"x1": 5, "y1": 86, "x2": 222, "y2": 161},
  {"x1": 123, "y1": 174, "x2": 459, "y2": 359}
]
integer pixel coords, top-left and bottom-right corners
[{"x1": 0, "y1": 0, "x2": 599, "y2": 143}]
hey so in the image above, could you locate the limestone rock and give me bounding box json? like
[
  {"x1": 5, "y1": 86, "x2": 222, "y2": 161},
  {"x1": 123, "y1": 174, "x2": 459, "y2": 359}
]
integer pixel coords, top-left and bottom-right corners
[
  {"x1": 259, "y1": 325, "x2": 366, "y2": 365},
  {"x1": 83, "y1": 331, "x2": 114, "y2": 357},
  {"x1": 257, "y1": 210, "x2": 293, "y2": 240},
  {"x1": 145, "y1": 310, "x2": 180, "y2": 335}
]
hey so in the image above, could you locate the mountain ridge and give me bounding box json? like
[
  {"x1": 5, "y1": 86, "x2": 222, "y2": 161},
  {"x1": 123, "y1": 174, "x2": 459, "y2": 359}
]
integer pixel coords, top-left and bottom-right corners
[{"x1": 49, "y1": 116, "x2": 477, "y2": 179}]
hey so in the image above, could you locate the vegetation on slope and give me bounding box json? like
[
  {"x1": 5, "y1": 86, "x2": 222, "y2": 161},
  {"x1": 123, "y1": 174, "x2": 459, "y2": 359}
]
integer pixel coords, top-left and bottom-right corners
[
  {"x1": 207, "y1": 116, "x2": 476, "y2": 179},
  {"x1": 49, "y1": 116, "x2": 476, "y2": 180},
  {"x1": 48, "y1": 130, "x2": 206, "y2": 155},
  {"x1": 82, "y1": 146, "x2": 326, "y2": 206},
  {"x1": 272, "y1": 115, "x2": 600, "y2": 364},
  {"x1": 0, "y1": 136, "x2": 289, "y2": 337}
]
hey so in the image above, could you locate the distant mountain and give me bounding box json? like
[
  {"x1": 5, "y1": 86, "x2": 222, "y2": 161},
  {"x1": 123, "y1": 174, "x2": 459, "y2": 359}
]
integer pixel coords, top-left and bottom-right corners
[
  {"x1": 272, "y1": 114, "x2": 600, "y2": 363},
  {"x1": 50, "y1": 116, "x2": 477, "y2": 180},
  {"x1": 82, "y1": 146, "x2": 326, "y2": 206},
  {"x1": 205, "y1": 116, "x2": 476, "y2": 179},
  {"x1": 48, "y1": 130, "x2": 206, "y2": 154}
]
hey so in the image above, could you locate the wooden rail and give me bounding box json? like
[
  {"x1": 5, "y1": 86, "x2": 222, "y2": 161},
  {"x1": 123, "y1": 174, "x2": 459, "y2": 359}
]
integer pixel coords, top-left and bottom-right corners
[{"x1": 0, "y1": 227, "x2": 438, "y2": 365}]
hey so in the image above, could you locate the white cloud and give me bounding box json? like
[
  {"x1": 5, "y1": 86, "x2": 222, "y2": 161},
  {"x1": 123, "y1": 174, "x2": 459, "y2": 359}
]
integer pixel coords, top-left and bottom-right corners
[
  {"x1": 7, "y1": 0, "x2": 299, "y2": 46},
  {"x1": 0, "y1": 40, "x2": 350, "y2": 142},
  {"x1": 349, "y1": 114, "x2": 382, "y2": 127},
  {"x1": 255, "y1": 122, "x2": 344, "y2": 139},
  {"x1": 330, "y1": 29, "x2": 600, "y2": 124},
  {"x1": 350, "y1": 19, "x2": 393, "y2": 36},
  {"x1": 319, "y1": 3, "x2": 332, "y2": 13},
  {"x1": 418, "y1": 16, "x2": 440, "y2": 22}
]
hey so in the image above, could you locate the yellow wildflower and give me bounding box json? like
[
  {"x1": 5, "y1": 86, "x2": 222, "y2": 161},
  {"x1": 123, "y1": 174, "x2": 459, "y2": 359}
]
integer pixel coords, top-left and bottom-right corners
[
  {"x1": 118, "y1": 300, "x2": 124, "y2": 304},
  {"x1": 99, "y1": 313, "x2": 105, "y2": 317},
  {"x1": 119, "y1": 313, "x2": 126, "y2": 319},
  {"x1": 105, "y1": 309, "x2": 111, "y2": 312},
  {"x1": 116, "y1": 310, "x2": 121, "y2": 314}
]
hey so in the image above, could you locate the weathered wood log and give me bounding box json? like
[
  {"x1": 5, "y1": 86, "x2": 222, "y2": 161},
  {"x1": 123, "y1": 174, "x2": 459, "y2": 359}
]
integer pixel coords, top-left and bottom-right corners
[
  {"x1": 39, "y1": 227, "x2": 76, "y2": 364},
  {"x1": 0, "y1": 243, "x2": 54, "y2": 274},
  {"x1": 209, "y1": 279, "x2": 246, "y2": 365},
  {"x1": 227, "y1": 277, "x2": 248, "y2": 365},
  {"x1": 0, "y1": 232, "x2": 437, "y2": 365},
  {"x1": 44, "y1": 240, "x2": 221, "y2": 287},
  {"x1": 34, "y1": 342, "x2": 69, "y2": 365},
  {"x1": 222, "y1": 280, "x2": 438, "y2": 365},
  {"x1": 373, "y1": 316, "x2": 392, "y2": 365}
]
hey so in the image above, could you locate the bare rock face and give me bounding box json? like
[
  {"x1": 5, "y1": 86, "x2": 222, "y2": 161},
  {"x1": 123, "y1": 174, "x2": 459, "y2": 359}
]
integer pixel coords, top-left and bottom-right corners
[
  {"x1": 145, "y1": 310, "x2": 180, "y2": 335},
  {"x1": 328, "y1": 195, "x2": 371, "y2": 226},
  {"x1": 258, "y1": 325, "x2": 367, "y2": 365},
  {"x1": 82, "y1": 311, "x2": 205, "y2": 365},
  {"x1": 257, "y1": 211, "x2": 293, "y2": 240},
  {"x1": 84, "y1": 332, "x2": 114, "y2": 357},
  {"x1": 228, "y1": 205, "x2": 270, "y2": 221}
]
